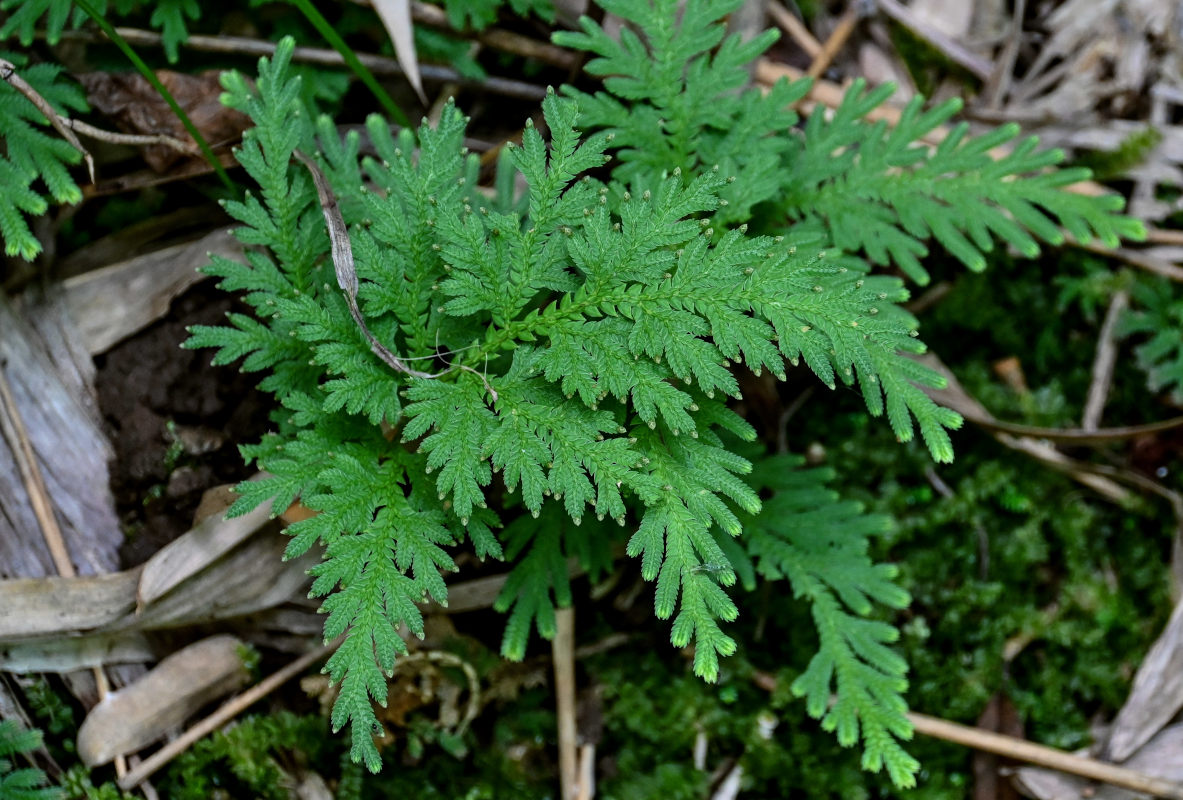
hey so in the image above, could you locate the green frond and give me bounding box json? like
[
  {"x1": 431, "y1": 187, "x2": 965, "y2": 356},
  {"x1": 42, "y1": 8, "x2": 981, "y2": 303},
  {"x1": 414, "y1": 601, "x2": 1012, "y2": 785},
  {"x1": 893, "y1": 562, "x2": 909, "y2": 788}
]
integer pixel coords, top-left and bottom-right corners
[
  {"x1": 0, "y1": 57, "x2": 86, "y2": 259},
  {"x1": 0, "y1": 0, "x2": 80, "y2": 45},
  {"x1": 493, "y1": 507, "x2": 575, "y2": 659},
  {"x1": 402, "y1": 375, "x2": 498, "y2": 523},
  {"x1": 783, "y1": 80, "x2": 1146, "y2": 284},
  {"x1": 1121, "y1": 278, "x2": 1183, "y2": 403},
  {"x1": 0, "y1": 719, "x2": 62, "y2": 800},
  {"x1": 741, "y1": 454, "x2": 917, "y2": 787},
  {"x1": 148, "y1": 0, "x2": 200, "y2": 61},
  {"x1": 557, "y1": 0, "x2": 799, "y2": 223},
  {"x1": 302, "y1": 452, "x2": 458, "y2": 772},
  {"x1": 180, "y1": 3, "x2": 1146, "y2": 781}
]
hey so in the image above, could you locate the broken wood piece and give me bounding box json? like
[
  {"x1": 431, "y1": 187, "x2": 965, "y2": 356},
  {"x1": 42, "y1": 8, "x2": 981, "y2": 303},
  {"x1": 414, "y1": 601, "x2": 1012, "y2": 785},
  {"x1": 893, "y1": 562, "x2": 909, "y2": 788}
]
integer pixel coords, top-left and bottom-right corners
[
  {"x1": 0, "y1": 630, "x2": 153, "y2": 674},
  {"x1": 61, "y1": 228, "x2": 241, "y2": 355},
  {"x1": 136, "y1": 498, "x2": 274, "y2": 609},
  {"x1": 0, "y1": 571, "x2": 138, "y2": 640},
  {"x1": 0, "y1": 526, "x2": 315, "y2": 644},
  {"x1": 76, "y1": 635, "x2": 251, "y2": 767},
  {"x1": 0, "y1": 293, "x2": 122, "y2": 579},
  {"x1": 0, "y1": 359, "x2": 74, "y2": 577}
]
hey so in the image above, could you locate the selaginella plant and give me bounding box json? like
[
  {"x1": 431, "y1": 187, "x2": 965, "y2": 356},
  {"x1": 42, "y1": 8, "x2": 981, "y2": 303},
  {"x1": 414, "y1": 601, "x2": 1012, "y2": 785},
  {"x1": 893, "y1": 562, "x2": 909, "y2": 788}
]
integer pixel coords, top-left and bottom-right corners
[
  {"x1": 0, "y1": 720, "x2": 60, "y2": 800},
  {"x1": 186, "y1": 0, "x2": 1141, "y2": 785}
]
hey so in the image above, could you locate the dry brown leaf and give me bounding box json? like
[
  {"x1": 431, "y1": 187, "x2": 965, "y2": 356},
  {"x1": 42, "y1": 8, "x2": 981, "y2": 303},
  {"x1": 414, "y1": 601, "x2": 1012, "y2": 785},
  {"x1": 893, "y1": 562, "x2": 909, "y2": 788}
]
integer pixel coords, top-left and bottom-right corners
[
  {"x1": 79, "y1": 70, "x2": 250, "y2": 172},
  {"x1": 1103, "y1": 599, "x2": 1183, "y2": 762},
  {"x1": 371, "y1": 0, "x2": 426, "y2": 104},
  {"x1": 62, "y1": 229, "x2": 241, "y2": 355},
  {"x1": 76, "y1": 635, "x2": 250, "y2": 766}
]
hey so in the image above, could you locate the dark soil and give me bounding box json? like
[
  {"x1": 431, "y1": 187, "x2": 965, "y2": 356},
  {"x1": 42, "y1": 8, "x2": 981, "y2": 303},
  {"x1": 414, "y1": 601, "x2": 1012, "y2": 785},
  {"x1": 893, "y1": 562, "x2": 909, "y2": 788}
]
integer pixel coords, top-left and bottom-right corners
[{"x1": 94, "y1": 280, "x2": 273, "y2": 569}]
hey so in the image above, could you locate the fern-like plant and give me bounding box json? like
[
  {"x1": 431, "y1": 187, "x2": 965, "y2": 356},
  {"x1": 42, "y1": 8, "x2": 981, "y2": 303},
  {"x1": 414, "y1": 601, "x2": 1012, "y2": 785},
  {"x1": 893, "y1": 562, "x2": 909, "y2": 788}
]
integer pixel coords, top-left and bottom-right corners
[
  {"x1": 0, "y1": 53, "x2": 86, "y2": 260},
  {"x1": 1121, "y1": 277, "x2": 1183, "y2": 403},
  {"x1": 186, "y1": 0, "x2": 1141, "y2": 785},
  {"x1": 557, "y1": 0, "x2": 1144, "y2": 284},
  {"x1": 0, "y1": 720, "x2": 61, "y2": 800}
]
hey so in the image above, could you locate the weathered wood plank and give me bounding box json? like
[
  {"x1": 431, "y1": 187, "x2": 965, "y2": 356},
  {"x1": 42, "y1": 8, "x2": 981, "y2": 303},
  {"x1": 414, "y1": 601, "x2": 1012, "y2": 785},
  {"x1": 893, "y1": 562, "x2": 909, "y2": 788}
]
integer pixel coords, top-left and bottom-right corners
[{"x1": 0, "y1": 292, "x2": 122, "y2": 579}]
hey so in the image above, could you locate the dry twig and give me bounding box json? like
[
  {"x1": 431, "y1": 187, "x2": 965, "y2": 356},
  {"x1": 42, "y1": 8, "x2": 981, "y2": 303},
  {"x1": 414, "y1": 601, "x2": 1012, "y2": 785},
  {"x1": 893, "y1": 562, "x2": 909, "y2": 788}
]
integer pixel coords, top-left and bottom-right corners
[
  {"x1": 766, "y1": 0, "x2": 822, "y2": 58},
  {"x1": 553, "y1": 606, "x2": 579, "y2": 800},
  {"x1": 64, "y1": 117, "x2": 201, "y2": 158},
  {"x1": 61, "y1": 28, "x2": 547, "y2": 101},
  {"x1": 0, "y1": 58, "x2": 94, "y2": 183},
  {"x1": 1082, "y1": 289, "x2": 1129, "y2": 431},
  {"x1": 750, "y1": 671, "x2": 1183, "y2": 799},
  {"x1": 806, "y1": 7, "x2": 858, "y2": 79}
]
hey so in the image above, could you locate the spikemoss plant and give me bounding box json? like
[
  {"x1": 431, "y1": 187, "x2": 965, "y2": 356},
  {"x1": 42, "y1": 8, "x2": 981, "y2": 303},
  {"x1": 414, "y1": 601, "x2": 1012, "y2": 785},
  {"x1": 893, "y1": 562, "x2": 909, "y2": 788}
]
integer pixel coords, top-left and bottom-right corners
[{"x1": 185, "y1": 0, "x2": 1141, "y2": 785}]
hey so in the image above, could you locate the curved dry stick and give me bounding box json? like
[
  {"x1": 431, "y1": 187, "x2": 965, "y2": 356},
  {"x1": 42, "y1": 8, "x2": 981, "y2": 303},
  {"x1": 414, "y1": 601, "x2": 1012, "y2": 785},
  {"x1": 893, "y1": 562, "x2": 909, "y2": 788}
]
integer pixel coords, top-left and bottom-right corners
[
  {"x1": 293, "y1": 149, "x2": 498, "y2": 401},
  {"x1": 0, "y1": 58, "x2": 95, "y2": 183},
  {"x1": 64, "y1": 117, "x2": 201, "y2": 158},
  {"x1": 966, "y1": 414, "x2": 1183, "y2": 446}
]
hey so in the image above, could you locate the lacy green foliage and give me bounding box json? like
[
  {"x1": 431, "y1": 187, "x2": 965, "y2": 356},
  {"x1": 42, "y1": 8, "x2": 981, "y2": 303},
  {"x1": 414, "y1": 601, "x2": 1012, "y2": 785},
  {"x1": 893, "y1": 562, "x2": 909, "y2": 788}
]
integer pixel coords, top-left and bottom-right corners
[
  {"x1": 0, "y1": 0, "x2": 194, "y2": 60},
  {"x1": 554, "y1": 0, "x2": 805, "y2": 227},
  {"x1": 430, "y1": 0, "x2": 551, "y2": 31},
  {"x1": 557, "y1": 0, "x2": 1144, "y2": 284},
  {"x1": 159, "y1": 712, "x2": 328, "y2": 800},
  {"x1": 186, "y1": 33, "x2": 957, "y2": 781},
  {"x1": 0, "y1": 55, "x2": 86, "y2": 260},
  {"x1": 56, "y1": 768, "x2": 130, "y2": 800},
  {"x1": 731, "y1": 455, "x2": 916, "y2": 786},
  {"x1": 1121, "y1": 278, "x2": 1183, "y2": 403},
  {"x1": 0, "y1": 721, "x2": 61, "y2": 800},
  {"x1": 780, "y1": 86, "x2": 1142, "y2": 283}
]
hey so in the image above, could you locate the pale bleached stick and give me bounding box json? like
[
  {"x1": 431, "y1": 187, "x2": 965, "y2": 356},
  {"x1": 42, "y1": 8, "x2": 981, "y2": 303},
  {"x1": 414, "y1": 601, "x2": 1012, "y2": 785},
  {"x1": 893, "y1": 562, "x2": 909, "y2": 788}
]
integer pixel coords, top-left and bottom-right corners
[
  {"x1": 750, "y1": 671, "x2": 1183, "y2": 799},
  {"x1": 0, "y1": 58, "x2": 94, "y2": 182},
  {"x1": 553, "y1": 606, "x2": 579, "y2": 800},
  {"x1": 1082, "y1": 290, "x2": 1129, "y2": 431}
]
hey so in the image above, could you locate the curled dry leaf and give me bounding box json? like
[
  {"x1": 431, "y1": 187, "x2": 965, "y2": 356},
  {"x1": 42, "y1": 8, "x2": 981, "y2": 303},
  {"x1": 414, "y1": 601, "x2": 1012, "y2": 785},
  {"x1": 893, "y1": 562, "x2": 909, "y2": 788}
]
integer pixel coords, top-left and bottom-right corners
[
  {"x1": 1103, "y1": 598, "x2": 1183, "y2": 762},
  {"x1": 78, "y1": 70, "x2": 250, "y2": 172},
  {"x1": 76, "y1": 634, "x2": 251, "y2": 766}
]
